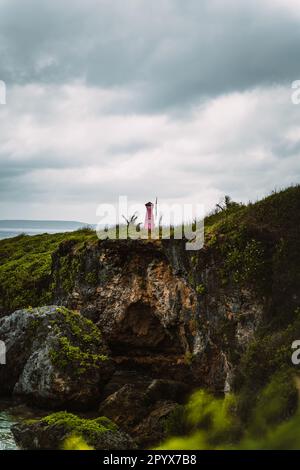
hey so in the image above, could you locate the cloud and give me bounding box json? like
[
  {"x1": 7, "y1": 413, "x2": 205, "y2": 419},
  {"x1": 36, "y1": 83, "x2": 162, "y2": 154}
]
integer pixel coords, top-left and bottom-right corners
[
  {"x1": 1, "y1": 0, "x2": 300, "y2": 112},
  {"x1": 0, "y1": 81, "x2": 299, "y2": 222},
  {"x1": 0, "y1": 0, "x2": 300, "y2": 221}
]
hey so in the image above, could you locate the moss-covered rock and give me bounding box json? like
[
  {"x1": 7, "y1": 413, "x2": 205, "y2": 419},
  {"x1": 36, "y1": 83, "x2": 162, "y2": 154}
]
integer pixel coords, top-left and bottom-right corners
[
  {"x1": 12, "y1": 411, "x2": 135, "y2": 450},
  {"x1": 0, "y1": 306, "x2": 114, "y2": 408}
]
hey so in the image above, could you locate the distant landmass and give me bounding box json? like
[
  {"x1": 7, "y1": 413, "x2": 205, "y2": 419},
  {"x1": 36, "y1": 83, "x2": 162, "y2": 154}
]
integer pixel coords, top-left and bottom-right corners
[{"x1": 0, "y1": 220, "x2": 92, "y2": 240}]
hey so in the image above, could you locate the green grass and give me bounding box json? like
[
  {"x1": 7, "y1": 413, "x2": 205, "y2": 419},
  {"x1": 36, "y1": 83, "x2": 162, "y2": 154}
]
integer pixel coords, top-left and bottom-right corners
[{"x1": 0, "y1": 229, "x2": 97, "y2": 313}]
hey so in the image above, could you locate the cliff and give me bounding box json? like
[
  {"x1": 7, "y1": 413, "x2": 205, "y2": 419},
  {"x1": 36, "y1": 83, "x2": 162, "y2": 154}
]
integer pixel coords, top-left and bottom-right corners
[{"x1": 0, "y1": 185, "x2": 300, "y2": 448}]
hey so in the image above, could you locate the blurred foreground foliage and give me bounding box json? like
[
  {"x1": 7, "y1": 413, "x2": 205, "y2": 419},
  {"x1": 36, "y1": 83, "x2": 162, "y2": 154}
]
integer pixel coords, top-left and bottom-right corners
[
  {"x1": 63, "y1": 375, "x2": 300, "y2": 451},
  {"x1": 159, "y1": 374, "x2": 300, "y2": 450},
  {"x1": 63, "y1": 435, "x2": 94, "y2": 450}
]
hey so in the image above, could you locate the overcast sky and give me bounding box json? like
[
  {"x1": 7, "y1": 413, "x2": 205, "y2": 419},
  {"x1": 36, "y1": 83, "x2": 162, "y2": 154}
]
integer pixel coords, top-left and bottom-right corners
[{"x1": 0, "y1": 0, "x2": 300, "y2": 223}]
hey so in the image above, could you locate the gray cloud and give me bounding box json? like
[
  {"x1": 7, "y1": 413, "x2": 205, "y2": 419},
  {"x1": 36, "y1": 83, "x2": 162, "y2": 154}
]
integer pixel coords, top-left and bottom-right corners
[
  {"x1": 1, "y1": 0, "x2": 300, "y2": 112},
  {"x1": 0, "y1": 0, "x2": 300, "y2": 222}
]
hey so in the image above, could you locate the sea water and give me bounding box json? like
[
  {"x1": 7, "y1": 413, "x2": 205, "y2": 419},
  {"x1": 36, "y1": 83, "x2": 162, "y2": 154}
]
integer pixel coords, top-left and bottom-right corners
[{"x1": 0, "y1": 411, "x2": 18, "y2": 450}]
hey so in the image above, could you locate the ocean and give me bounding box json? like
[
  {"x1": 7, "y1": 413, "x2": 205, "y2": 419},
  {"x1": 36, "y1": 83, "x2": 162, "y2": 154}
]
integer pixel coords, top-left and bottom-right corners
[{"x1": 0, "y1": 220, "x2": 90, "y2": 240}]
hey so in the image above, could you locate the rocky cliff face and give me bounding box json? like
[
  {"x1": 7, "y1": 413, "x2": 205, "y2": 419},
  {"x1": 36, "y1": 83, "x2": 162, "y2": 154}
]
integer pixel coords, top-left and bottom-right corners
[
  {"x1": 0, "y1": 237, "x2": 265, "y2": 446},
  {"x1": 1, "y1": 186, "x2": 299, "y2": 448},
  {"x1": 48, "y1": 241, "x2": 208, "y2": 393},
  {"x1": 52, "y1": 240, "x2": 202, "y2": 387},
  {"x1": 48, "y1": 237, "x2": 266, "y2": 396}
]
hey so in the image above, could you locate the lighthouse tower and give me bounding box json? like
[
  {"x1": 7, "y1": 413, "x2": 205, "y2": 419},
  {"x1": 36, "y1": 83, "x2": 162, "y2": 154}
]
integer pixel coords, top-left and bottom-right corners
[{"x1": 144, "y1": 201, "x2": 155, "y2": 231}]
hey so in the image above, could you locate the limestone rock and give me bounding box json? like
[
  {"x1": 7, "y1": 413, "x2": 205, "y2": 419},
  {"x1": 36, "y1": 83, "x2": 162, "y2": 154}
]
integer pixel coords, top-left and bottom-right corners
[{"x1": 0, "y1": 306, "x2": 113, "y2": 408}]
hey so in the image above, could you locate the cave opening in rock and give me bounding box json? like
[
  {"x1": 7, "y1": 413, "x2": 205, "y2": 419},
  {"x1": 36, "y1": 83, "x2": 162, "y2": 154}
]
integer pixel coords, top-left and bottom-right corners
[{"x1": 109, "y1": 301, "x2": 182, "y2": 356}]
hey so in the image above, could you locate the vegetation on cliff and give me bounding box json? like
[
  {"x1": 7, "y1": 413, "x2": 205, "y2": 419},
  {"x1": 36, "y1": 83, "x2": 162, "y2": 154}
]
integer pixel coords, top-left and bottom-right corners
[
  {"x1": 0, "y1": 229, "x2": 97, "y2": 313},
  {"x1": 1, "y1": 185, "x2": 298, "y2": 315},
  {"x1": 158, "y1": 185, "x2": 300, "y2": 449},
  {"x1": 0, "y1": 185, "x2": 300, "y2": 449}
]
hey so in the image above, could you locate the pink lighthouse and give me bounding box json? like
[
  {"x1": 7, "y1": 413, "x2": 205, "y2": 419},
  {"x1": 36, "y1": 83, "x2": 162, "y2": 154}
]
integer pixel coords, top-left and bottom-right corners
[{"x1": 144, "y1": 201, "x2": 155, "y2": 231}]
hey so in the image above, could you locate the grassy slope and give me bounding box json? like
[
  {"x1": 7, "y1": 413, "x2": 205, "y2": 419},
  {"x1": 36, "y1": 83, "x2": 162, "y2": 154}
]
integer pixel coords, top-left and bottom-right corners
[
  {"x1": 205, "y1": 186, "x2": 300, "y2": 420},
  {"x1": 0, "y1": 229, "x2": 97, "y2": 313}
]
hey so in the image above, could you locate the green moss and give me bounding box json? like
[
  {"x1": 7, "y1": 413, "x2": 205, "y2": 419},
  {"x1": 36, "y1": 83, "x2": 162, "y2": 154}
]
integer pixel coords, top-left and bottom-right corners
[
  {"x1": 85, "y1": 271, "x2": 98, "y2": 286},
  {"x1": 50, "y1": 336, "x2": 107, "y2": 374},
  {"x1": 92, "y1": 416, "x2": 118, "y2": 431},
  {"x1": 53, "y1": 307, "x2": 102, "y2": 344},
  {"x1": 183, "y1": 350, "x2": 195, "y2": 365},
  {"x1": 49, "y1": 307, "x2": 107, "y2": 375},
  {"x1": 28, "y1": 317, "x2": 40, "y2": 335},
  {"x1": 195, "y1": 284, "x2": 206, "y2": 295},
  {"x1": 190, "y1": 255, "x2": 197, "y2": 266},
  {"x1": 24, "y1": 418, "x2": 39, "y2": 425},
  {"x1": 40, "y1": 411, "x2": 117, "y2": 448}
]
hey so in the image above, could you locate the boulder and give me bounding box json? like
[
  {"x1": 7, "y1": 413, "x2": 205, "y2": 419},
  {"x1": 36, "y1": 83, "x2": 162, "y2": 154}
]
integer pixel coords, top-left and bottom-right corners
[
  {"x1": 133, "y1": 401, "x2": 180, "y2": 448},
  {"x1": 145, "y1": 379, "x2": 190, "y2": 404},
  {"x1": 98, "y1": 379, "x2": 190, "y2": 433},
  {"x1": 100, "y1": 370, "x2": 153, "y2": 398},
  {"x1": 0, "y1": 306, "x2": 114, "y2": 408},
  {"x1": 12, "y1": 411, "x2": 135, "y2": 450},
  {"x1": 98, "y1": 384, "x2": 148, "y2": 429}
]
